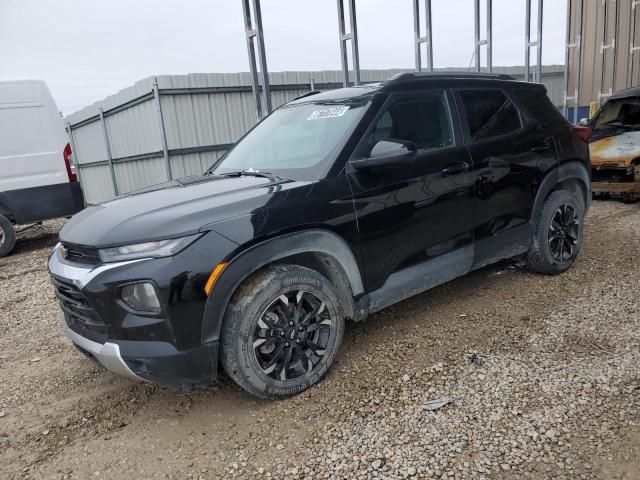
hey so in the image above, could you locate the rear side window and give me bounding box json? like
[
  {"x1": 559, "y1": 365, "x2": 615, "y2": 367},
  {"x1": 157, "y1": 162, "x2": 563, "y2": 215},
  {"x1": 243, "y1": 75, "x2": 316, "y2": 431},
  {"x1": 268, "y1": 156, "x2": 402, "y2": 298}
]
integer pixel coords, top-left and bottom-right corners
[{"x1": 459, "y1": 90, "x2": 521, "y2": 141}]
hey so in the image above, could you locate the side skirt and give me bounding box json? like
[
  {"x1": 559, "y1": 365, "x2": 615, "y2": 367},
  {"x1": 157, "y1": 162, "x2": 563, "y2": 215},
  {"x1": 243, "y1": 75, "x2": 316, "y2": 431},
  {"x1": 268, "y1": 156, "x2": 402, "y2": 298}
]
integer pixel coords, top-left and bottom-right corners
[
  {"x1": 360, "y1": 245, "x2": 474, "y2": 317},
  {"x1": 471, "y1": 223, "x2": 532, "y2": 272},
  {"x1": 353, "y1": 224, "x2": 533, "y2": 320}
]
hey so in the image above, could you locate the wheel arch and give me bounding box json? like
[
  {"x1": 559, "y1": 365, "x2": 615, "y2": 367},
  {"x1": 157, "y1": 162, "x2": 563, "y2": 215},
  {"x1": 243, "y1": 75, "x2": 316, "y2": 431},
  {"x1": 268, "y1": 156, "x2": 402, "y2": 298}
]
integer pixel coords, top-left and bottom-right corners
[
  {"x1": 201, "y1": 229, "x2": 364, "y2": 344},
  {"x1": 532, "y1": 160, "x2": 591, "y2": 221}
]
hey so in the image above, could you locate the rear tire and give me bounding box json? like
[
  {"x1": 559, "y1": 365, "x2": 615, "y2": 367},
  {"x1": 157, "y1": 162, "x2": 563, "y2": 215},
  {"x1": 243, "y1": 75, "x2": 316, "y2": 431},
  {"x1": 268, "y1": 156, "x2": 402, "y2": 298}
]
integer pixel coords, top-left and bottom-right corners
[
  {"x1": 220, "y1": 265, "x2": 344, "y2": 399},
  {"x1": 0, "y1": 215, "x2": 16, "y2": 258},
  {"x1": 525, "y1": 190, "x2": 584, "y2": 274}
]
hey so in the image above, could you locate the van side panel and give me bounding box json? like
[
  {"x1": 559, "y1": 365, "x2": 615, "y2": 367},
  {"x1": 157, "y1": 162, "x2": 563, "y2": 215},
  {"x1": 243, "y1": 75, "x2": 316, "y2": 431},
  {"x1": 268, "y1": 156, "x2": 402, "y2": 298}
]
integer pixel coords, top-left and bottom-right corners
[{"x1": 0, "y1": 80, "x2": 84, "y2": 223}]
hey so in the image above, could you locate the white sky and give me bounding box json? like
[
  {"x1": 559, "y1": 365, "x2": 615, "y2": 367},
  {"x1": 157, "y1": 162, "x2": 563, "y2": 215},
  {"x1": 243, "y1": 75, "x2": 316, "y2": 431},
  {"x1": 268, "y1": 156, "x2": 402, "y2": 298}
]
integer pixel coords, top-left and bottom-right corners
[{"x1": 0, "y1": 0, "x2": 567, "y2": 115}]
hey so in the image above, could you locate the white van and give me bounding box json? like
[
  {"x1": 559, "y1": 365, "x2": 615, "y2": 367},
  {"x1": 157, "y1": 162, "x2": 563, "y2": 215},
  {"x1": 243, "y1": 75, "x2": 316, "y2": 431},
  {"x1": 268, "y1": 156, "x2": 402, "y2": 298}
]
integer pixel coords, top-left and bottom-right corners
[{"x1": 0, "y1": 79, "x2": 84, "y2": 257}]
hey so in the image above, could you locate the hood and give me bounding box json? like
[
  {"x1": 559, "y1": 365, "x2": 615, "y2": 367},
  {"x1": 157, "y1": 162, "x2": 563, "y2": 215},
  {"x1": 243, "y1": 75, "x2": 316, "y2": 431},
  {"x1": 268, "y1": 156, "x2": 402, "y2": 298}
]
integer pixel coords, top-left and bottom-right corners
[
  {"x1": 60, "y1": 174, "x2": 308, "y2": 248},
  {"x1": 590, "y1": 131, "x2": 640, "y2": 167}
]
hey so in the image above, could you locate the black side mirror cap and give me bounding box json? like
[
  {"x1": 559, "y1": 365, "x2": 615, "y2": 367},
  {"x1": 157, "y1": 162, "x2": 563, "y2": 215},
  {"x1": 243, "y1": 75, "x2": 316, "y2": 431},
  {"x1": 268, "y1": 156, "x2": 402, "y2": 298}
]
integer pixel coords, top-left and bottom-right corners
[{"x1": 350, "y1": 139, "x2": 417, "y2": 170}]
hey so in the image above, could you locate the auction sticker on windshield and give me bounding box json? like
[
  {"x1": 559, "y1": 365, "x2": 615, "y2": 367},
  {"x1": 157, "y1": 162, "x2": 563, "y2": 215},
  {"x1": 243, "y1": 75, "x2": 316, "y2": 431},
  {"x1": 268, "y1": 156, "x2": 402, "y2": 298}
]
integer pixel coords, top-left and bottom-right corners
[{"x1": 307, "y1": 106, "x2": 349, "y2": 120}]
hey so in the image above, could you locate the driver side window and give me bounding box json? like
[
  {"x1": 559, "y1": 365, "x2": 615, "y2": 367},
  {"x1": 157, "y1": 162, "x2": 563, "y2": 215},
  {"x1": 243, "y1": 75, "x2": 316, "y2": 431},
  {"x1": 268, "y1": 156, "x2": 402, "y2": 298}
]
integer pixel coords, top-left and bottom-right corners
[{"x1": 360, "y1": 91, "x2": 454, "y2": 157}]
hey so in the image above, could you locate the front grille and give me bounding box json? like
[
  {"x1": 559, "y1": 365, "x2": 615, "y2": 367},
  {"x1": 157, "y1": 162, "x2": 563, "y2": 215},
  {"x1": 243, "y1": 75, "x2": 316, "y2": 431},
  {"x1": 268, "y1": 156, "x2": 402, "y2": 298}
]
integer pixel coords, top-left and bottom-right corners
[
  {"x1": 61, "y1": 243, "x2": 101, "y2": 266},
  {"x1": 51, "y1": 275, "x2": 107, "y2": 343}
]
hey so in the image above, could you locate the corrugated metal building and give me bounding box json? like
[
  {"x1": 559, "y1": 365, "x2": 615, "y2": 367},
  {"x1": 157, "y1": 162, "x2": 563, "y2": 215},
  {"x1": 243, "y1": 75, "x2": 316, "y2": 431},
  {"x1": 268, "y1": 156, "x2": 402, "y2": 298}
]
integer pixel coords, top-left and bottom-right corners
[
  {"x1": 565, "y1": 0, "x2": 640, "y2": 120},
  {"x1": 66, "y1": 66, "x2": 565, "y2": 204}
]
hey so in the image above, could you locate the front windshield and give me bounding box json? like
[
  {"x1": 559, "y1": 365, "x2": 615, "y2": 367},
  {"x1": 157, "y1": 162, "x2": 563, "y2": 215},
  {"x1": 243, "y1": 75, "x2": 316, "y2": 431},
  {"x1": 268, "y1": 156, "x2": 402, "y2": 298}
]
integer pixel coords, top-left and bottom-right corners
[
  {"x1": 593, "y1": 97, "x2": 640, "y2": 132},
  {"x1": 210, "y1": 96, "x2": 371, "y2": 180}
]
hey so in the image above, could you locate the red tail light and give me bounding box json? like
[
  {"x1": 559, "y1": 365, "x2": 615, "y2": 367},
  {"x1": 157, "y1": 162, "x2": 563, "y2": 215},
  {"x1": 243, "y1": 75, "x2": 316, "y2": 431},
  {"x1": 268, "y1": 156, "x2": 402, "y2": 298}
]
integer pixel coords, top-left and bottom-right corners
[
  {"x1": 570, "y1": 125, "x2": 591, "y2": 144},
  {"x1": 63, "y1": 143, "x2": 78, "y2": 182}
]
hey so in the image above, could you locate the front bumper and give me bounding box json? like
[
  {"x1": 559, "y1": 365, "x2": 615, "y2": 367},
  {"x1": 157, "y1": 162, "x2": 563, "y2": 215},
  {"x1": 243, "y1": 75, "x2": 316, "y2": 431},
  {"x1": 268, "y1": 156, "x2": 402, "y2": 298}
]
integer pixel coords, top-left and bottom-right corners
[
  {"x1": 592, "y1": 181, "x2": 640, "y2": 193},
  {"x1": 48, "y1": 241, "x2": 225, "y2": 389},
  {"x1": 591, "y1": 164, "x2": 640, "y2": 193},
  {"x1": 63, "y1": 318, "x2": 218, "y2": 388},
  {"x1": 63, "y1": 320, "x2": 145, "y2": 381}
]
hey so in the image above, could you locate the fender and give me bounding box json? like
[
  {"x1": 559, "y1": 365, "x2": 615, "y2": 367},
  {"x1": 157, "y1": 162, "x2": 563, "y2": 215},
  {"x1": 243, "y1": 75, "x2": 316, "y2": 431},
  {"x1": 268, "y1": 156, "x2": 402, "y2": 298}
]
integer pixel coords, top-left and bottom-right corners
[
  {"x1": 532, "y1": 161, "x2": 591, "y2": 220},
  {"x1": 200, "y1": 229, "x2": 364, "y2": 344}
]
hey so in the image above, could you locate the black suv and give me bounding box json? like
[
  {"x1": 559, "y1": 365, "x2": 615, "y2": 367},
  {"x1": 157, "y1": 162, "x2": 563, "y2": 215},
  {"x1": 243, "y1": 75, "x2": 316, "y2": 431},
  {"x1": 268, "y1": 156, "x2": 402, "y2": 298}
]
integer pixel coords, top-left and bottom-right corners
[{"x1": 48, "y1": 73, "x2": 591, "y2": 398}]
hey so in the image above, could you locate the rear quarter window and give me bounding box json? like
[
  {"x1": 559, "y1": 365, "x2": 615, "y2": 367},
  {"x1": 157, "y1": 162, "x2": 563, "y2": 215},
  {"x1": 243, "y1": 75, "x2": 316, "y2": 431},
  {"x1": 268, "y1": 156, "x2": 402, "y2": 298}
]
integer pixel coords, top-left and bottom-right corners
[
  {"x1": 512, "y1": 86, "x2": 568, "y2": 130},
  {"x1": 459, "y1": 89, "x2": 521, "y2": 142}
]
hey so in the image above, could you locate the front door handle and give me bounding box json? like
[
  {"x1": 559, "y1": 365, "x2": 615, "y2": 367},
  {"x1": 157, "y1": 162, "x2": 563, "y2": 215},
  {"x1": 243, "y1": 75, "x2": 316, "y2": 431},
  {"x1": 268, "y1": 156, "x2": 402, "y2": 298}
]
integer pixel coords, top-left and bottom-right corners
[{"x1": 441, "y1": 161, "x2": 470, "y2": 176}]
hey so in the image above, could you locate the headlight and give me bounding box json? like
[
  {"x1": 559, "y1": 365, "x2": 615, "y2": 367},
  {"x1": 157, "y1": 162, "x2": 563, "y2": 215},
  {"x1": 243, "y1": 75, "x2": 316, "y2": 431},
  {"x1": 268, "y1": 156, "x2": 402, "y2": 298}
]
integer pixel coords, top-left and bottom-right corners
[{"x1": 99, "y1": 234, "x2": 201, "y2": 263}]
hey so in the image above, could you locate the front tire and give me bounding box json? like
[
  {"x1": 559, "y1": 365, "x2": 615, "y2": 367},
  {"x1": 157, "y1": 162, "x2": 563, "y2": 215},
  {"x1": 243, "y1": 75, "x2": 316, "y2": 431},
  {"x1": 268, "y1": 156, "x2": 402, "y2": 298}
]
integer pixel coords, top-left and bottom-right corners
[
  {"x1": 525, "y1": 189, "x2": 584, "y2": 274},
  {"x1": 0, "y1": 215, "x2": 16, "y2": 258},
  {"x1": 220, "y1": 265, "x2": 344, "y2": 399}
]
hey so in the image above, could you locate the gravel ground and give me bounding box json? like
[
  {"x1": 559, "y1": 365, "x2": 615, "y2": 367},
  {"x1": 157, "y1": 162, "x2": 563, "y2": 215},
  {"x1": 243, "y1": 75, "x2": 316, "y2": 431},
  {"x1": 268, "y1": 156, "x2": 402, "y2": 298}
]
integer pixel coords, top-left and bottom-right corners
[{"x1": 1, "y1": 201, "x2": 639, "y2": 480}]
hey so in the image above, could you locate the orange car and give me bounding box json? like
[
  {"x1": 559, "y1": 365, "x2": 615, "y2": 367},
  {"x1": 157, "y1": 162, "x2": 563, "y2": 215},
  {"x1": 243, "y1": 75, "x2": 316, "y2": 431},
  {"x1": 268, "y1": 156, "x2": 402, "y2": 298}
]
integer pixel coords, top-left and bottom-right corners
[{"x1": 584, "y1": 87, "x2": 640, "y2": 202}]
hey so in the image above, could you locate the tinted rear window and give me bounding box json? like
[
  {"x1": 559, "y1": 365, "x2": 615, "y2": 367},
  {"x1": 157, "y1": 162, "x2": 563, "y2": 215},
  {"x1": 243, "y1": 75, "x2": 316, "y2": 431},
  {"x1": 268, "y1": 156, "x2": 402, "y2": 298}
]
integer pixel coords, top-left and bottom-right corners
[
  {"x1": 460, "y1": 90, "x2": 521, "y2": 141},
  {"x1": 514, "y1": 86, "x2": 568, "y2": 130}
]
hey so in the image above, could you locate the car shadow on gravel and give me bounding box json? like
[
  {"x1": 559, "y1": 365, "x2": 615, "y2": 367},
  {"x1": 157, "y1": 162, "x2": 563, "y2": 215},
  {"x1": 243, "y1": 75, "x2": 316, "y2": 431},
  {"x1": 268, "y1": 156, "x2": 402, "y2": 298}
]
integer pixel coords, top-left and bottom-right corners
[
  {"x1": 0, "y1": 220, "x2": 63, "y2": 265},
  {"x1": 12, "y1": 225, "x2": 61, "y2": 254}
]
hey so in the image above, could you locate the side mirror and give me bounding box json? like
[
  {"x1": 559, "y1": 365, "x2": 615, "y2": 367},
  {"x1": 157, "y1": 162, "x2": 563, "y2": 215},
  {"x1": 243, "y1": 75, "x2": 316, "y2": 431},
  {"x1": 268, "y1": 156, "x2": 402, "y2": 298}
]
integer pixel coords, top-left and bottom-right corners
[
  {"x1": 350, "y1": 140, "x2": 417, "y2": 170},
  {"x1": 578, "y1": 118, "x2": 590, "y2": 127}
]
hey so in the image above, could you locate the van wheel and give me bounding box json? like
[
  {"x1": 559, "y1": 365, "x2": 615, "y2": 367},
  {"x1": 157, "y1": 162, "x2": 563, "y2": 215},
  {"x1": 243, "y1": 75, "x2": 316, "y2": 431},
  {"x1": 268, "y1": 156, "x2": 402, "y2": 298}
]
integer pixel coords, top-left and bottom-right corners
[
  {"x1": 0, "y1": 215, "x2": 16, "y2": 258},
  {"x1": 525, "y1": 190, "x2": 584, "y2": 274},
  {"x1": 220, "y1": 265, "x2": 344, "y2": 399}
]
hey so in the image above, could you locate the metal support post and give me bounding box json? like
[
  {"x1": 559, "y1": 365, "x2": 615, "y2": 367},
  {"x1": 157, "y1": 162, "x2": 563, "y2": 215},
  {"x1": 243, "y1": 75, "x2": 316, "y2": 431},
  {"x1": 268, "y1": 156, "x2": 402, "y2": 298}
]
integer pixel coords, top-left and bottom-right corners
[
  {"x1": 474, "y1": 0, "x2": 492, "y2": 72},
  {"x1": 337, "y1": 0, "x2": 361, "y2": 87},
  {"x1": 628, "y1": 0, "x2": 639, "y2": 88},
  {"x1": 525, "y1": 0, "x2": 544, "y2": 83},
  {"x1": 413, "y1": 0, "x2": 433, "y2": 72},
  {"x1": 242, "y1": 0, "x2": 271, "y2": 120},
  {"x1": 65, "y1": 122, "x2": 83, "y2": 186},
  {"x1": 98, "y1": 108, "x2": 119, "y2": 197},
  {"x1": 564, "y1": 0, "x2": 583, "y2": 122},
  {"x1": 598, "y1": 0, "x2": 618, "y2": 104},
  {"x1": 152, "y1": 77, "x2": 172, "y2": 181}
]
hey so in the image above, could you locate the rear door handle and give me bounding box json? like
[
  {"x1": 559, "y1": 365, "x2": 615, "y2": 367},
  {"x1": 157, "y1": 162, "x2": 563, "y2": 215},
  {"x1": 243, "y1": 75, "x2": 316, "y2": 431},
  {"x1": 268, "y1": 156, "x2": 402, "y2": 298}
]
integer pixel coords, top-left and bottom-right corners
[
  {"x1": 531, "y1": 138, "x2": 552, "y2": 152},
  {"x1": 441, "y1": 161, "x2": 470, "y2": 176}
]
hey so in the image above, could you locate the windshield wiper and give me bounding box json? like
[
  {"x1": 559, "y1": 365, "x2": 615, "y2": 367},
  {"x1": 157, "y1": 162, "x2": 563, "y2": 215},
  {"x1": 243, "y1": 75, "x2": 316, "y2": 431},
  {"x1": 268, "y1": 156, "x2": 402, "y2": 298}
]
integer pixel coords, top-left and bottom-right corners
[
  {"x1": 594, "y1": 124, "x2": 640, "y2": 137},
  {"x1": 208, "y1": 169, "x2": 290, "y2": 181}
]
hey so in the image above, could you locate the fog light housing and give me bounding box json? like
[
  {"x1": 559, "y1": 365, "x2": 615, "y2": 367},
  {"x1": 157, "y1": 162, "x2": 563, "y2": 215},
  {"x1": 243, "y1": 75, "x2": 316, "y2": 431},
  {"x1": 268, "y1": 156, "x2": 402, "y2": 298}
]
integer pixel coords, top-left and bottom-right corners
[{"x1": 121, "y1": 282, "x2": 161, "y2": 313}]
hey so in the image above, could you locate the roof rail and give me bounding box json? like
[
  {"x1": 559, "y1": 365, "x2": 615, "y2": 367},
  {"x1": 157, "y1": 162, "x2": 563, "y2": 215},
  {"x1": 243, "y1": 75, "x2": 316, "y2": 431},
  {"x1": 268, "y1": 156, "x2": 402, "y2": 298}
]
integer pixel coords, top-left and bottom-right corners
[{"x1": 384, "y1": 71, "x2": 515, "y2": 84}]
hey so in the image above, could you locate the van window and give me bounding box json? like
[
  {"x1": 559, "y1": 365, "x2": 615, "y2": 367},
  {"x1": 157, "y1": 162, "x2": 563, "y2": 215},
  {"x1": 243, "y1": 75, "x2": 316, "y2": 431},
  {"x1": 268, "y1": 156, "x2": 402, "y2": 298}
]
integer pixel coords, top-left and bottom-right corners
[
  {"x1": 359, "y1": 91, "x2": 453, "y2": 156},
  {"x1": 460, "y1": 90, "x2": 521, "y2": 141}
]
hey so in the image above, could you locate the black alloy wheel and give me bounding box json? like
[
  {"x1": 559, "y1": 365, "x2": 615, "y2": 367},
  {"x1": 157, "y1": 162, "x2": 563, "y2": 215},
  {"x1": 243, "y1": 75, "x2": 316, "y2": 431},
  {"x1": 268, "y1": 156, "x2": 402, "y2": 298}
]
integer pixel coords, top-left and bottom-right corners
[
  {"x1": 253, "y1": 290, "x2": 332, "y2": 381},
  {"x1": 220, "y1": 265, "x2": 344, "y2": 399},
  {"x1": 525, "y1": 189, "x2": 584, "y2": 274},
  {"x1": 547, "y1": 204, "x2": 580, "y2": 262}
]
